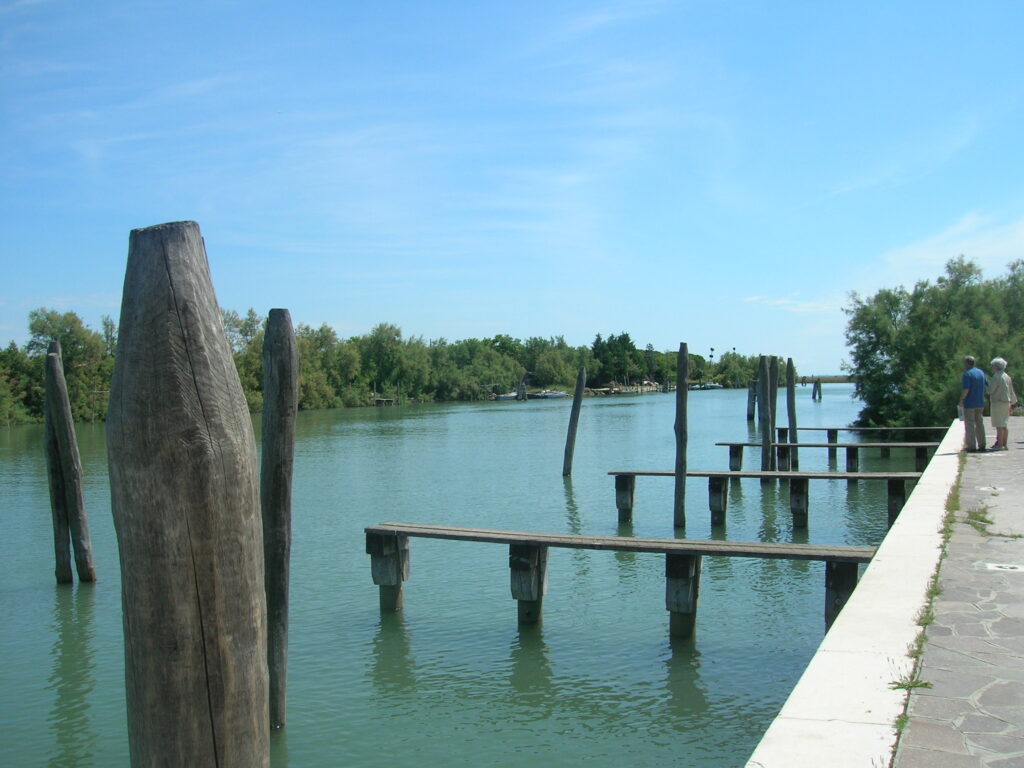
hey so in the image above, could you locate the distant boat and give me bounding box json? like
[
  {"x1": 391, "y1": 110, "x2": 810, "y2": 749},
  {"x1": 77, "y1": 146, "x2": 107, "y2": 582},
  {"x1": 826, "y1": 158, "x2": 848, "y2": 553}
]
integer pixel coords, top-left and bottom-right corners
[
  {"x1": 688, "y1": 382, "x2": 724, "y2": 391},
  {"x1": 493, "y1": 392, "x2": 519, "y2": 401},
  {"x1": 528, "y1": 390, "x2": 569, "y2": 399}
]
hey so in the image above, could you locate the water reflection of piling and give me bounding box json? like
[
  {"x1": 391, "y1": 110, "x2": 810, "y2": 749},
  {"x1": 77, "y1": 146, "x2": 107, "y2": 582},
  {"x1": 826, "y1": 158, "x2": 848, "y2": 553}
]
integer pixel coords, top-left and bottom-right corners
[
  {"x1": 371, "y1": 613, "x2": 417, "y2": 694},
  {"x1": 48, "y1": 585, "x2": 97, "y2": 768}
]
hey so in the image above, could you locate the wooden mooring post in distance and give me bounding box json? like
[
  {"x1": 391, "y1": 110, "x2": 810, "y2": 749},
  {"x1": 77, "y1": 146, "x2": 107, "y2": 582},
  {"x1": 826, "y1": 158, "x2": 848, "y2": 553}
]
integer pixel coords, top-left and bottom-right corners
[
  {"x1": 786, "y1": 358, "x2": 799, "y2": 471},
  {"x1": 673, "y1": 343, "x2": 689, "y2": 528},
  {"x1": 666, "y1": 553, "x2": 701, "y2": 637},
  {"x1": 562, "y1": 366, "x2": 587, "y2": 477},
  {"x1": 262, "y1": 309, "x2": 299, "y2": 730},
  {"x1": 615, "y1": 474, "x2": 637, "y2": 523},
  {"x1": 44, "y1": 341, "x2": 96, "y2": 584},
  {"x1": 746, "y1": 379, "x2": 757, "y2": 421},
  {"x1": 757, "y1": 357, "x2": 772, "y2": 476},
  {"x1": 510, "y1": 544, "x2": 548, "y2": 623},
  {"x1": 106, "y1": 221, "x2": 269, "y2": 767}
]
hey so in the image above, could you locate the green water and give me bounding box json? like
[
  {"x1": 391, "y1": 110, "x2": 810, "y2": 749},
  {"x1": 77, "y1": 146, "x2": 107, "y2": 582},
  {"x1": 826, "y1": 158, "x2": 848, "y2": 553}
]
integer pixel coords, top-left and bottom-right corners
[{"x1": 0, "y1": 385, "x2": 903, "y2": 767}]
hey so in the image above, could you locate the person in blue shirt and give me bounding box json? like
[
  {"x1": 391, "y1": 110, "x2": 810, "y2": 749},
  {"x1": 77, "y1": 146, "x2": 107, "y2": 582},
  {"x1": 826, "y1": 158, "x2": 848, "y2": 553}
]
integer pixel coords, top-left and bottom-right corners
[{"x1": 960, "y1": 356, "x2": 988, "y2": 452}]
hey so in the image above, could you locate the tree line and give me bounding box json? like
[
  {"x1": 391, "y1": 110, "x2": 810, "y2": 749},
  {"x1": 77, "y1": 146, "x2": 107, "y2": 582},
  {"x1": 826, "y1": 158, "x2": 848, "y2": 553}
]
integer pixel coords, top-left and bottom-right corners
[
  {"x1": 0, "y1": 308, "x2": 769, "y2": 425},
  {"x1": 845, "y1": 256, "x2": 1024, "y2": 427}
]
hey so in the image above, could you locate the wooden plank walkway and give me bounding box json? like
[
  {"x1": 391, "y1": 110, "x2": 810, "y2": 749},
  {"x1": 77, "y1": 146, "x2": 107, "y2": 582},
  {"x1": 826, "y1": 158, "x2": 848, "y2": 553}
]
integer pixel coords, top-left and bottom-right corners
[
  {"x1": 607, "y1": 470, "x2": 922, "y2": 528},
  {"x1": 365, "y1": 522, "x2": 874, "y2": 637}
]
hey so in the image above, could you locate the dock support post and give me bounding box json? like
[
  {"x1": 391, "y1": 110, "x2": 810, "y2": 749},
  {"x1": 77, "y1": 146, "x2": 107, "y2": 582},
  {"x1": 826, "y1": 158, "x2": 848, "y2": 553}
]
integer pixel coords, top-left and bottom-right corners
[
  {"x1": 887, "y1": 479, "x2": 907, "y2": 528},
  {"x1": 261, "y1": 309, "x2": 298, "y2": 730},
  {"x1": 728, "y1": 444, "x2": 743, "y2": 471},
  {"x1": 786, "y1": 358, "x2": 799, "y2": 470},
  {"x1": 562, "y1": 367, "x2": 587, "y2": 477},
  {"x1": 789, "y1": 477, "x2": 809, "y2": 529},
  {"x1": 845, "y1": 446, "x2": 860, "y2": 477},
  {"x1": 44, "y1": 341, "x2": 96, "y2": 584},
  {"x1": 880, "y1": 446, "x2": 891, "y2": 458},
  {"x1": 615, "y1": 474, "x2": 636, "y2": 523},
  {"x1": 106, "y1": 220, "x2": 268, "y2": 767},
  {"x1": 510, "y1": 544, "x2": 548, "y2": 624},
  {"x1": 367, "y1": 532, "x2": 409, "y2": 612},
  {"x1": 827, "y1": 429, "x2": 839, "y2": 460},
  {"x1": 746, "y1": 380, "x2": 757, "y2": 421},
  {"x1": 666, "y1": 554, "x2": 701, "y2": 638},
  {"x1": 825, "y1": 561, "x2": 858, "y2": 629},
  {"x1": 708, "y1": 477, "x2": 728, "y2": 526},
  {"x1": 776, "y1": 443, "x2": 791, "y2": 472},
  {"x1": 673, "y1": 343, "x2": 688, "y2": 528},
  {"x1": 915, "y1": 446, "x2": 928, "y2": 472}
]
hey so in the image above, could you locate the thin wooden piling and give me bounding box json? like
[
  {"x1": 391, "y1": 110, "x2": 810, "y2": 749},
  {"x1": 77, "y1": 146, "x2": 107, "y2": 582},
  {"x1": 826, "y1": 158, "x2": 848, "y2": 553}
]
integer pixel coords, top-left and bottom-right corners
[
  {"x1": 44, "y1": 342, "x2": 96, "y2": 584},
  {"x1": 845, "y1": 446, "x2": 860, "y2": 475},
  {"x1": 786, "y1": 359, "x2": 799, "y2": 471},
  {"x1": 758, "y1": 357, "x2": 772, "y2": 475},
  {"x1": 261, "y1": 309, "x2": 298, "y2": 730},
  {"x1": 746, "y1": 380, "x2": 757, "y2": 421},
  {"x1": 615, "y1": 474, "x2": 636, "y2": 523},
  {"x1": 562, "y1": 367, "x2": 587, "y2": 477},
  {"x1": 666, "y1": 554, "x2": 701, "y2": 637},
  {"x1": 106, "y1": 221, "x2": 269, "y2": 768},
  {"x1": 825, "y1": 561, "x2": 858, "y2": 628},
  {"x1": 509, "y1": 544, "x2": 548, "y2": 623},
  {"x1": 673, "y1": 343, "x2": 688, "y2": 528},
  {"x1": 768, "y1": 357, "x2": 779, "y2": 470},
  {"x1": 708, "y1": 477, "x2": 728, "y2": 526}
]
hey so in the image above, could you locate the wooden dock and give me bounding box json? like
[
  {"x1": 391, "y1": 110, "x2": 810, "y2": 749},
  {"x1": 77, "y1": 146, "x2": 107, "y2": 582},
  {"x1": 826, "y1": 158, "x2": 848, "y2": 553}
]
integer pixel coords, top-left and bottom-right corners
[
  {"x1": 608, "y1": 469, "x2": 922, "y2": 529},
  {"x1": 715, "y1": 441, "x2": 940, "y2": 472},
  {"x1": 365, "y1": 522, "x2": 875, "y2": 637}
]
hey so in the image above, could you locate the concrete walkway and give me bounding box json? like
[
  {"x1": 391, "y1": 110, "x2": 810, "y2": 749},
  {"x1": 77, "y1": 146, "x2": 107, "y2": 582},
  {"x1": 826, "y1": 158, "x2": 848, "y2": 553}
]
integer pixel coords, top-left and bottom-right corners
[{"x1": 892, "y1": 442, "x2": 1024, "y2": 767}]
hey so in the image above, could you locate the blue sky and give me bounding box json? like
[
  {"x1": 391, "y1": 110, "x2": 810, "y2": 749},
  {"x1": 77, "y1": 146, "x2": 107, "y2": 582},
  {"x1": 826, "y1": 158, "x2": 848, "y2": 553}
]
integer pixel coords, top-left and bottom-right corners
[{"x1": 2, "y1": 0, "x2": 1022, "y2": 373}]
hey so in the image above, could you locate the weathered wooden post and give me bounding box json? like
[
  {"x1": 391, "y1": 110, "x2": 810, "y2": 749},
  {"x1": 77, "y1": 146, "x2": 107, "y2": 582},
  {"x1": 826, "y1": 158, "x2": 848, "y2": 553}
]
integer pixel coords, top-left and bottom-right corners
[
  {"x1": 615, "y1": 474, "x2": 636, "y2": 523},
  {"x1": 261, "y1": 309, "x2": 298, "y2": 730},
  {"x1": 708, "y1": 477, "x2": 728, "y2": 526},
  {"x1": 768, "y1": 357, "x2": 780, "y2": 470},
  {"x1": 746, "y1": 380, "x2": 757, "y2": 421},
  {"x1": 845, "y1": 446, "x2": 860, "y2": 475},
  {"x1": 827, "y1": 428, "x2": 839, "y2": 460},
  {"x1": 106, "y1": 221, "x2": 269, "y2": 768},
  {"x1": 887, "y1": 479, "x2": 907, "y2": 527},
  {"x1": 510, "y1": 544, "x2": 548, "y2": 623},
  {"x1": 562, "y1": 367, "x2": 587, "y2": 477},
  {"x1": 666, "y1": 554, "x2": 701, "y2": 637},
  {"x1": 673, "y1": 343, "x2": 689, "y2": 528},
  {"x1": 757, "y1": 357, "x2": 772, "y2": 476},
  {"x1": 366, "y1": 532, "x2": 409, "y2": 611},
  {"x1": 825, "y1": 561, "x2": 858, "y2": 628},
  {"x1": 728, "y1": 444, "x2": 743, "y2": 471},
  {"x1": 915, "y1": 446, "x2": 928, "y2": 472},
  {"x1": 786, "y1": 358, "x2": 799, "y2": 471},
  {"x1": 789, "y1": 477, "x2": 809, "y2": 529},
  {"x1": 44, "y1": 342, "x2": 96, "y2": 584}
]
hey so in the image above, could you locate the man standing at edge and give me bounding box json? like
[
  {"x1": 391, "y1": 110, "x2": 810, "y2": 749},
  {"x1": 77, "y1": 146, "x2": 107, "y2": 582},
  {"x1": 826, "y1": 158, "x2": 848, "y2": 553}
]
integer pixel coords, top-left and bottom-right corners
[{"x1": 960, "y1": 356, "x2": 987, "y2": 452}]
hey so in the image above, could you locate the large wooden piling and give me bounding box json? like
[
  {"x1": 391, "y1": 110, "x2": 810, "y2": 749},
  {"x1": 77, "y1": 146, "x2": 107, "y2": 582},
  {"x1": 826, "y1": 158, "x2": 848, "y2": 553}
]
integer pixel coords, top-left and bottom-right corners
[
  {"x1": 757, "y1": 357, "x2": 772, "y2": 474},
  {"x1": 786, "y1": 359, "x2": 799, "y2": 471},
  {"x1": 562, "y1": 366, "x2": 587, "y2": 477},
  {"x1": 44, "y1": 342, "x2": 96, "y2": 584},
  {"x1": 673, "y1": 343, "x2": 688, "y2": 528},
  {"x1": 106, "y1": 221, "x2": 269, "y2": 768},
  {"x1": 261, "y1": 309, "x2": 299, "y2": 730}
]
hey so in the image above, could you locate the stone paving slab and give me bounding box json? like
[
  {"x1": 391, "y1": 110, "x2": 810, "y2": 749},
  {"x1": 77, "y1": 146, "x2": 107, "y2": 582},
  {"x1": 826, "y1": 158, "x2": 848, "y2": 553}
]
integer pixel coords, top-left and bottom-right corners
[{"x1": 892, "y1": 434, "x2": 1024, "y2": 767}]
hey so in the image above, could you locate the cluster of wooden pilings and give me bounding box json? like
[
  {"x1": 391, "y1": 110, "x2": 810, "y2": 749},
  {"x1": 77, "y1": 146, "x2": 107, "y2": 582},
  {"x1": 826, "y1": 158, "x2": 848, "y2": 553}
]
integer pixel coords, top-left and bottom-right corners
[
  {"x1": 364, "y1": 347, "x2": 945, "y2": 643},
  {"x1": 36, "y1": 221, "x2": 302, "y2": 766}
]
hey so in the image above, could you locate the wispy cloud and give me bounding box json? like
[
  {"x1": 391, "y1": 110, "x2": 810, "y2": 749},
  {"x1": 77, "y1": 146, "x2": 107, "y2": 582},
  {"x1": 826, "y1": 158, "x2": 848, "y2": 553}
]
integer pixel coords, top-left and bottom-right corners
[
  {"x1": 877, "y1": 211, "x2": 1024, "y2": 287},
  {"x1": 742, "y1": 294, "x2": 844, "y2": 314}
]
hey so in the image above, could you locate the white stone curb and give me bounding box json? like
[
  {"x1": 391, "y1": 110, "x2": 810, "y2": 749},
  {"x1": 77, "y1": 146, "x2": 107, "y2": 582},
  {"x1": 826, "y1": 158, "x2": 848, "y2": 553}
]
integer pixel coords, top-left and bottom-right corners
[{"x1": 746, "y1": 421, "x2": 962, "y2": 768}]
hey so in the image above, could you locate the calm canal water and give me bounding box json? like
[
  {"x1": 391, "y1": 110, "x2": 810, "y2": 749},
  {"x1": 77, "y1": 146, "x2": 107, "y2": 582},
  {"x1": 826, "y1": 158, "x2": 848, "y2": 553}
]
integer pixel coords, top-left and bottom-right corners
[{"x1": 0, "y1": 384, "x2": 906, "y2": 767}]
